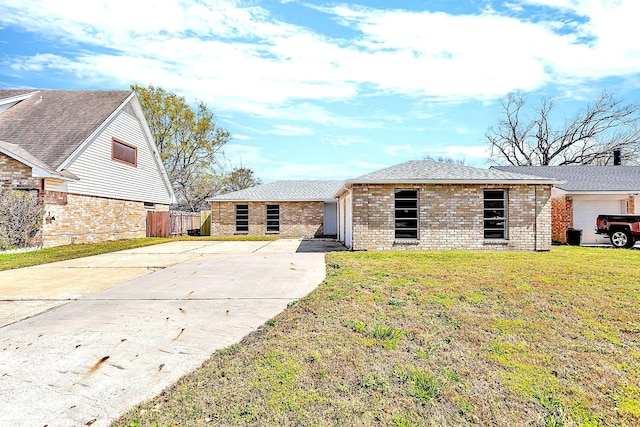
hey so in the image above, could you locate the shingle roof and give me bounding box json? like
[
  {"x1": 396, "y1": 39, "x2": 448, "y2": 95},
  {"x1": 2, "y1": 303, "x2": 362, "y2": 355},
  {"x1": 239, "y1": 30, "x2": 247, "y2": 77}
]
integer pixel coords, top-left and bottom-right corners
[
  {"x1": 350, "y1": 160, "x2": 562, "y2": 184},
  {"x1": 493, "y1": 165, "x2": 640, "y2": 192},
  {"x1": 209, "y1": 180, "x2": 344, "y2": 202},
  {"x1": 0, "y1": 140, "x2": 78, "y2": 180},
  {"x1": 0, "y1": 90, "x2": 132, "y2": 169},
  {"x1": 0, "y1": 89, "x2": 38, "y2": 99}
]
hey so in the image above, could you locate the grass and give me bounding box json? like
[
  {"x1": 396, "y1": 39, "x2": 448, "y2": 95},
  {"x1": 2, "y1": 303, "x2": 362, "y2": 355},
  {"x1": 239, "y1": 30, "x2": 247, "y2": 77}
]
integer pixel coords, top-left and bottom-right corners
[
  {"x1": 112, "y1": 246, "x2": 640, "y2": 427},
  {"x1": 0, "y1": 235, "x2": 278, "y2": 271}
]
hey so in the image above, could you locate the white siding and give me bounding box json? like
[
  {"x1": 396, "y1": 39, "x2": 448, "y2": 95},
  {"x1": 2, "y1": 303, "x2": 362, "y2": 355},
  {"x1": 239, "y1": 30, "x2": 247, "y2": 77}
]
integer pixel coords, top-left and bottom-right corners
[
  {"x1": 573, "y1": 195, "x2": 627, "y2": 244},
  {"x1": 65, "y1": 105, "x2": 173, "y2": 204},
  {"x1": 323, "y1": 202, "x2": 337, "y2": 235},
  {"x1": 44, "y1": 179, "x2": 68, "y2": 192}
]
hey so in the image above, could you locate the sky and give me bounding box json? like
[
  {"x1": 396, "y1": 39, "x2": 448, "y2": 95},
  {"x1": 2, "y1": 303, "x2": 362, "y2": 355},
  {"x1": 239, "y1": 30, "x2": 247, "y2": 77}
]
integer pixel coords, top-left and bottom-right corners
[{"x1": 1, "y1": 0, "x2": 639, "y2": 182}]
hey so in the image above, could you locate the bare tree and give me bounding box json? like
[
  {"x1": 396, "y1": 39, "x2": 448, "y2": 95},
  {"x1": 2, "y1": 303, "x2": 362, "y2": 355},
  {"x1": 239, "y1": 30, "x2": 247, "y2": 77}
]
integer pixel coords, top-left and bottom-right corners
[
  {"x1": 0, "y1": 189, "x2": 44, "y2": 249},
  {"x1": 486, "y1": 92, "x2": 640, "y2": 165}
]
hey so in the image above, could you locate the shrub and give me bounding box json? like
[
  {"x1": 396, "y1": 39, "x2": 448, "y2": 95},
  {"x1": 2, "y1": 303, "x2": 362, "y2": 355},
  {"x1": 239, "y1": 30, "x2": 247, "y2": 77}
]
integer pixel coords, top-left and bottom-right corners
[{"x1": 0, "y1": 188, "x2": 44, "y2": 249}]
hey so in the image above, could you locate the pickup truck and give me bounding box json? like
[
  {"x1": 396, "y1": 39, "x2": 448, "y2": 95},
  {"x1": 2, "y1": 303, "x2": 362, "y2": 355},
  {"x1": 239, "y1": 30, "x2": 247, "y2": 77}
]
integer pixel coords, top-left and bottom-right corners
[{"x1": 595, "y1": 214, "x2": 640, "y2": 248}]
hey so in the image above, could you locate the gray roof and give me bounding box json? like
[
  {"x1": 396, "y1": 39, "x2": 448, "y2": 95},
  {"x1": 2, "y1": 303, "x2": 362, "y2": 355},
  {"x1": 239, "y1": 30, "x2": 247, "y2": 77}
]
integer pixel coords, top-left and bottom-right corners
[
  {"x1": 350, "y1": 160, "x2": 562, "y2": 184},
  {"x1": 210, "y1": 180, "x2": 345, "y2": 202},
  {"x1": 0, "y1": 140, "x2": 78, "y2": 180},
  {"x1": 493, "y1": 165, "x2": 640, "y2": 192},
  {"x1": 0, "y1": 90, "x2": 132, "y2": 169}
]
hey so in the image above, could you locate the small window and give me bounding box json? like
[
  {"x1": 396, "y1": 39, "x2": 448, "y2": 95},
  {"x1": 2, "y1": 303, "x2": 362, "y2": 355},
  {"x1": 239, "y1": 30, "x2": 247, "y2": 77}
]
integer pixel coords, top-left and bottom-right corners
[
  {"x1": 266, "y1": 204, "x2": 280, "y2": 233},
  {"x1": 236, "y1": 204, "x2": 249, "y2": 232},
  {"x1": 395, "y1": 189, "x2": 418, "y2": 239},
  {"x1": 484, "y1": 190, "x2": 507, "y2": 239},
  {"x1": 112, "y1": 138, "x2": 137, "y2": 166}
]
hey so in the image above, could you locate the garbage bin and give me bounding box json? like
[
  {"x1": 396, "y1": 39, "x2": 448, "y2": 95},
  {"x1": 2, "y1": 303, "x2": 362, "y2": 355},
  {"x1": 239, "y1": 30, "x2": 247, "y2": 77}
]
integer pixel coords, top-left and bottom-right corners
[{"x1": 567, "y1": 228, "x2": 582, "y2": 246}]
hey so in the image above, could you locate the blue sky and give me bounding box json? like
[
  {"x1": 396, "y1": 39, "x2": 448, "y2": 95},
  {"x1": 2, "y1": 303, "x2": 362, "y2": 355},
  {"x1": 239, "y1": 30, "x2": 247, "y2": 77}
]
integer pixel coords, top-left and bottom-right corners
[{"x1": 1, "y1": 0, "x2": 639, "y2": 182}]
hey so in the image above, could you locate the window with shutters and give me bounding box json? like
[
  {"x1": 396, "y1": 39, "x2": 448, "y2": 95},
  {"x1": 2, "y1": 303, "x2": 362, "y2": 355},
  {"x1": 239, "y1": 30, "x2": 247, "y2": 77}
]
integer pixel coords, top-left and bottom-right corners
[
  {"x1": 395, "y1": 189, "x2": 418, "y2": 239},
  {"x1": 266, "y1": 204, "x2": 280, "y2": 233},
  {"x1": 236, "y1": 204, "x2": 249, "y2": 232},
  {"x1": 484, "y1": 190, "x2": 507, "y2": 239},
  {"x1": 111, "y1": 138, "x2": 137, "y2": 167}
]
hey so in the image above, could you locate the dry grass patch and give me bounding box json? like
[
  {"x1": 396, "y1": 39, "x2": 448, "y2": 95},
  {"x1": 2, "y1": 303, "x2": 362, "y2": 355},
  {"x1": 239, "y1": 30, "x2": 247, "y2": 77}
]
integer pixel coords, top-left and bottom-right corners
[{"x1": 114, "y1": 247, "x2": 640, "y2": 427}]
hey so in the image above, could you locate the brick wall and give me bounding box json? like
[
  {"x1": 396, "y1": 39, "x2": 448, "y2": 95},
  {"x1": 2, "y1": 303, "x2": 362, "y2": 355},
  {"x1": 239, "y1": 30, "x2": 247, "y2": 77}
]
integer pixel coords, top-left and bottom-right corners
[
  {"x1": 0, "y1": 153, "x2": 41, "y2": 190},
  {"x1": 348, "y1": 183, "x2": 552, "y2": 251},
  {"x1": 551, "y1": 196, "x2": 573, "y2": 243},
  {"x1": 210, "y1": 201, "x2": 324, "y2": 237},
  {"x1": 42, "y1": 193, "x2": 149, "y2": 247}
]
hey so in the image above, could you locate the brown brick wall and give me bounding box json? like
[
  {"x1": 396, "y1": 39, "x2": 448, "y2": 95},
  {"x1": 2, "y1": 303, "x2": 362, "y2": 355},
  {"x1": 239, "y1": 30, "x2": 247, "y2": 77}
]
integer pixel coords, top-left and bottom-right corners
[
  {"x1": 551, "y1": 196, "x2": 573, "y2": 243},
  {"x1": 210, "y1": 201, "x2": 324, "y2": 238},
  {"x1": 348, "y1": 183, "x2": 552, "y2": 251},
  {"x1": 0, "y1": 153, "x2": 42, "y2": 190},
  {"x1": 42, "y1": 193, "x2": 149, "y2": 247}
]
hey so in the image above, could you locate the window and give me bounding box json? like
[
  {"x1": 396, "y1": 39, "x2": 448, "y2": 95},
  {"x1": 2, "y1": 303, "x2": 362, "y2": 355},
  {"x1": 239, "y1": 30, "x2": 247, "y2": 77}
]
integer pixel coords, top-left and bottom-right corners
[
  {"x1": 266, "y1": 204, "x2": 280, "y2": 233},
  {"x1": 235, "y1": 204, "x2": 249, "y2": 232},
  {"x1": 395, "y1": 189, "x2": 418, "y2": 239},
  {"x1": 484, "y1": 190, "x2": 507, "y2": 239},
  {"x1": 112, "y1": 138, "x2": 137, "y2": 166}
]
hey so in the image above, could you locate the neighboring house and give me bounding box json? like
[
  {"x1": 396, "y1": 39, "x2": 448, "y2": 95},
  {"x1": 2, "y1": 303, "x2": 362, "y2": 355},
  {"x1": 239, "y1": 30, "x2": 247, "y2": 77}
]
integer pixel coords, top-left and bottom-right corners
[
  {"x1": 494, "y1": 165, "x2": 640, "y2": 244},
  {"x1": 209, "y1": 180, "x2": 344, "y2": 238},
  {"x1": 0, "y1": 89, "x2": 176, "y2": 247},
  {"x1": 211, "y1": 160, "x2": 561, "y2": 251}
]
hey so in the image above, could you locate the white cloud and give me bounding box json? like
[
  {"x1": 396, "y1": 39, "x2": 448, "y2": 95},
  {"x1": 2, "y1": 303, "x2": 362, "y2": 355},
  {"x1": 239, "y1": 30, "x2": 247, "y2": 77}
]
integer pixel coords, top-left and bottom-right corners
[
  {"x1": 266, "y1": 124, "x2": 314, "y2": 136},
  {"x1": 323, "y1": 135, "x2": 371, "y2": 147},
  {"x1": 1, "y1": 0, "x2": 640, "y2": 118}
]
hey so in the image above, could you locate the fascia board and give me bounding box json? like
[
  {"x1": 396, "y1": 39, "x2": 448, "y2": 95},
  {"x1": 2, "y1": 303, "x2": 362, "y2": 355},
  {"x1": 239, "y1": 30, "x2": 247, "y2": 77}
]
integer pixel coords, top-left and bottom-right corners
[
  {"x1": 345, "y1": 179, "x2": 565, "y2": 185},
  {"x1": 129, "y1": 94, "x2": 177, "y2": 204},
  {"x1": 207, "y1": 198, "x2": 338, "y2": 203}
]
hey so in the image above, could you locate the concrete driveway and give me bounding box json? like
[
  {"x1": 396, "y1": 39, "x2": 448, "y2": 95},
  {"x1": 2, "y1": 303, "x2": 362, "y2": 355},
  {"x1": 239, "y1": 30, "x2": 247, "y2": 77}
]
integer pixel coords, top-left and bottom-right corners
[{"x1": 0, "y1": 239, "x2": 344, "y2": 427}]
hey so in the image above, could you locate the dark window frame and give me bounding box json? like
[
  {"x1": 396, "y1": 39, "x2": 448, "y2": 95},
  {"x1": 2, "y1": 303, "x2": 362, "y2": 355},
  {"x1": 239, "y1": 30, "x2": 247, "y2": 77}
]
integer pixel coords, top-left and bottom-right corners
[
  {"x1": 235, "y1": 204, "x2": 249, "y2": 233},
  {"x1": 484, "y1": 189, "x2": 508, "y2": 239},
  {"x1": 266, "y1": 204, "x2": 280, "y2": 233},
  {"x1": 395, "y1": 189, "x2": 419, "y2": 240},
  {"x1": 111, "y1": 137, "x2": 137, "y2": 167}
]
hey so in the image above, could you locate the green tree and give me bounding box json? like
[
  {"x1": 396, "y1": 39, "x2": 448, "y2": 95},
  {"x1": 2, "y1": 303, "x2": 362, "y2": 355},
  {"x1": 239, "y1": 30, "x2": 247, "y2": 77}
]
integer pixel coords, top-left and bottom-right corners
[
  {"x1": 486, "y1": 91, "x2": 640, "y2": 165},
  {"x1": 132, "y1": 84, "x2": 231, "y2": 210},
  {"x1": 222, "y1": 167, "x2": 263, "y2": 193}
]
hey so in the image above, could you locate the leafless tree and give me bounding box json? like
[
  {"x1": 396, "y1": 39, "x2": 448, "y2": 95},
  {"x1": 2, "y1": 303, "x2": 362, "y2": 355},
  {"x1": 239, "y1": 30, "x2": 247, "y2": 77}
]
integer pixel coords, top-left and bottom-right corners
[
  {"x1": 0, "y1": 189, "x2": 44, "y2": 249},
  {"x1": 486, "y1": 92, "x2": 640, "y2": 165}
]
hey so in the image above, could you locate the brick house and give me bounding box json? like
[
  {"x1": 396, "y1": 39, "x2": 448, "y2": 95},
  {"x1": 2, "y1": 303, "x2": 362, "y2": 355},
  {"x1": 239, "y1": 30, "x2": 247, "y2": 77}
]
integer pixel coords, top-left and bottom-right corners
[
  {"x1": 337, "y1": 160, "x2": 560, "y2": 251},
  {"x1": 211, "y1": 160, "x2": 560, "y2": 251},
  {"x1": 209, "y1": 180, "x2": 343, "y2": 238},
  {"x1": 0, "y1": 90, "x2": 175, "y2": 247},
  {"x1": 494, "y1": 165, "x2": 640, "y2": 244}
]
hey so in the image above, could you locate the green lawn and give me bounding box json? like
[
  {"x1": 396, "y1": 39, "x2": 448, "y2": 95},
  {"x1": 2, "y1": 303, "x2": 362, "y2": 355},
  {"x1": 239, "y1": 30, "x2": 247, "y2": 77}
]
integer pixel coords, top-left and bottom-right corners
[
  {"x1": 0, "y1": 235, "x2": 277, "y2": 271},
  {"x1": 113, "y1": 246, "x2": 640, "y2": 427}
]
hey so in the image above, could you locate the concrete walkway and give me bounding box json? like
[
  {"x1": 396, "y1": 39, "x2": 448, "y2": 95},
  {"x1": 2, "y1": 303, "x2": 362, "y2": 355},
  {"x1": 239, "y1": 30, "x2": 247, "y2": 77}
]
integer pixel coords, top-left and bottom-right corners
[{"x1": 0, "y1": 239, "x2": 343, "y2": 427}]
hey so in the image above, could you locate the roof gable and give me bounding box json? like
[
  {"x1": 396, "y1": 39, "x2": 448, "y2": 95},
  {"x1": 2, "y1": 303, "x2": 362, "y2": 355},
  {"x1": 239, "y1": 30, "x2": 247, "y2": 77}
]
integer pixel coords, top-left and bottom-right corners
[
  {"x1": 493, "y1": 166, "x2": 640, "y2": 192},
  {"x1": 0, "y1": 90, "x2": 132, "y2": 169},
  {"x1": 350, "y1": 160, "x2": 561, "y2": 184},
  {"x1": 210, "y1": 180, "x2": 344, "y2": 202}
]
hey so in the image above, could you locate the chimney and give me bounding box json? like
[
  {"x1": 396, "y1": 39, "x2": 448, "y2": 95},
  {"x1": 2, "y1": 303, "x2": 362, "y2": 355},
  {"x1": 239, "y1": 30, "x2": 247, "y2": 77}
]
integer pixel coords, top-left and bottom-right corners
[{"x1": 614, "y1": 149, "x2": 622, "y2": 166}]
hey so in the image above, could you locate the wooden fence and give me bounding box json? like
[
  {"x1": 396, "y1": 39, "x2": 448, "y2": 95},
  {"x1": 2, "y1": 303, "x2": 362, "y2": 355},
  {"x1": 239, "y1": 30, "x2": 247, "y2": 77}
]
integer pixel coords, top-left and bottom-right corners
[{"x1": 147, "y1": 211, "x2": 210, "y2": 237}]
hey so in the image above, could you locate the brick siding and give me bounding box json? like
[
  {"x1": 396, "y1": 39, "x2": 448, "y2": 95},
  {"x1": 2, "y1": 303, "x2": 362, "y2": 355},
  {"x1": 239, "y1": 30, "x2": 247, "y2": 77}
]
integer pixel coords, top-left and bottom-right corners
[
  {"x1": 41, "y1": 193, "x2": 157, "y2": 247},
  {"x1": 346, "y1": 183, "x2": 552, "y2": 251},
  {"x1": 0, "y1": 152, "x2": 41, "y2": 190},
  {"x1": 210, "y1": 201, "x2": 324, "y2": 238},
  {"x1": 550, "y1": 196, "x2": 573, "y2": 243}
]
